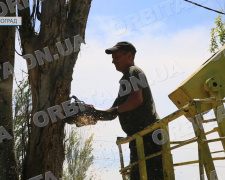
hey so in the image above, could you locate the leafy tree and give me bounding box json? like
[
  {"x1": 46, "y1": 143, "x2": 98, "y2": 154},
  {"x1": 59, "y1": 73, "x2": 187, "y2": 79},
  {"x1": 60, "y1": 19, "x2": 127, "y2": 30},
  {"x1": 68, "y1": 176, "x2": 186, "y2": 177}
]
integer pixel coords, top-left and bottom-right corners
[
  {"x1": 63, "y1": 128, "x2": 94, "y2": 180},
  {"x1": 13, "y1": 74, "x2": 32, "y2": 178},
  {"x1": 210, "y1": 14, "x2": 225, "y2": 53}
]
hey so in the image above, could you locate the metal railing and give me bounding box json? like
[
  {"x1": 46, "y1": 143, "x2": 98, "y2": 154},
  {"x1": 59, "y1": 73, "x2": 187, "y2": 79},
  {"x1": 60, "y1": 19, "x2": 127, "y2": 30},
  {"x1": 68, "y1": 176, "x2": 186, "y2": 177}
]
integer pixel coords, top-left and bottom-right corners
[{"x1": 116, "y1": 98, "x2": 225, "y2": 180}]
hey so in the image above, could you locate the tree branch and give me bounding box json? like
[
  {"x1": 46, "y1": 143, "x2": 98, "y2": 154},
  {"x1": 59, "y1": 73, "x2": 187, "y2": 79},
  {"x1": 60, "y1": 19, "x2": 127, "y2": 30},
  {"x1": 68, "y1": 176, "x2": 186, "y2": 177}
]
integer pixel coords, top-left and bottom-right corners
[
  {"x1": 68, "y1": 0, "x2": 92, "y2": 40},
  {"x1": 18, "y1": 0, "x2": 36, "y2": 55}
]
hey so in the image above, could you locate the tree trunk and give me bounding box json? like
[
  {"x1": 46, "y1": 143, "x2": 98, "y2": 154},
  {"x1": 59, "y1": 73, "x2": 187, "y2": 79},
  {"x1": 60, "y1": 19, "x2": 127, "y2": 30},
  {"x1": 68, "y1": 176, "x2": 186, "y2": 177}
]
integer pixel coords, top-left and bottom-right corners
[
  {"x1": 0, "y1": 0, "x2": 18, "y2": 178},
  {"x1": 18, "y1": 0, "x2": 92, "y2": 179}
]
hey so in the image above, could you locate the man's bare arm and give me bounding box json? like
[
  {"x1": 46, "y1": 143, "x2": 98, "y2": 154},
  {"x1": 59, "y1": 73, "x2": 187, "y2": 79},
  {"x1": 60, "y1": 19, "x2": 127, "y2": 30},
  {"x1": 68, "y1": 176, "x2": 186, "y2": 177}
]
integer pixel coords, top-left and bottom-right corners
[
  {"x1": 102, "y1": 89, "x2": 143, "y2": 119},
  {"x1": 117, "y1": 89, "x2": 143, "y2": 113}
]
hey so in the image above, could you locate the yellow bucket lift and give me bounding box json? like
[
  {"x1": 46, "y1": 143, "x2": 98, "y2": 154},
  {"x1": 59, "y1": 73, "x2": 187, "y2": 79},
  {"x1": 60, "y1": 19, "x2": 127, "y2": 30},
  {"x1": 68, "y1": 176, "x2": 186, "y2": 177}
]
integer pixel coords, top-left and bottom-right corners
[{"x1": 117, "y1": 45, "x2": 225, "y2": 180}]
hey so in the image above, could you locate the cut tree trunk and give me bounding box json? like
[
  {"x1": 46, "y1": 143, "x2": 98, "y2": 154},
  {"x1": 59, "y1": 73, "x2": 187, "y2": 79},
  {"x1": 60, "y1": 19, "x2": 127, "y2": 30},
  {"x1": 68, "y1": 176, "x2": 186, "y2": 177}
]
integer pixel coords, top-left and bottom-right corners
[{"x1": 18, "y1": 0, "x2": 92, "y2": 179}]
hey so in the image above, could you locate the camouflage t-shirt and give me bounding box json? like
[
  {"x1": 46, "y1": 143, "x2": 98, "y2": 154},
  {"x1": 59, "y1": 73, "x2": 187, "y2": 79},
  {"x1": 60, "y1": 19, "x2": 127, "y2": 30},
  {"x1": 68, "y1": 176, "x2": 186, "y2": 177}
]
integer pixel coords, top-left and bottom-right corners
[{"x1": 112, "y1": 65, "x2": 160, "y2": 136}]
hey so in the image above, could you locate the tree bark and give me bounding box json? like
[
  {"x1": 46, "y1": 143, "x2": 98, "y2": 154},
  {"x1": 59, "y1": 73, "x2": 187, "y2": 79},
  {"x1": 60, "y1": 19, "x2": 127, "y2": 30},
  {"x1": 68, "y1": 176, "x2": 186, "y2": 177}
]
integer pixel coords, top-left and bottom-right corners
[
  {"x1": 18, "y1": 0, "x2": 92, "y2": 179},
  {"x1": 0, "y1": 0, "x2": 18, "y2": 178}
]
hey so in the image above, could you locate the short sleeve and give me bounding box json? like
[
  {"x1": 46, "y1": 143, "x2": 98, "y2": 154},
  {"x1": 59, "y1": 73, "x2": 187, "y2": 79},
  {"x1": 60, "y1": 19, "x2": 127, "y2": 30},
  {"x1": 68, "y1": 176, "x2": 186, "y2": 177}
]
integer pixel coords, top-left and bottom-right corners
[{"x1": 127, "y1": 67, "x2": 148, "y2": 91}]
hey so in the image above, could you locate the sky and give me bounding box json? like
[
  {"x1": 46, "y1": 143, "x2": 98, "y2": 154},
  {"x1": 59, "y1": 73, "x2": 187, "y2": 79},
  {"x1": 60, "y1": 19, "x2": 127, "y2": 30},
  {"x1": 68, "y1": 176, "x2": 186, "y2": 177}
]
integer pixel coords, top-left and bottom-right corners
[{"x1": 13, "y1": 0, "x2": 225, "y2": 179}]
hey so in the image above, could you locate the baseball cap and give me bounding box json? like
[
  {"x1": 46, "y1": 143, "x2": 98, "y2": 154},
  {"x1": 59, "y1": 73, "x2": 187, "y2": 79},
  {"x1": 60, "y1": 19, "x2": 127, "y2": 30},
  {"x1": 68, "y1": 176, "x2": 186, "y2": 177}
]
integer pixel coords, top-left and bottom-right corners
[{"x1": 105, "y1": 41, "x2": 137, "y2": 55}]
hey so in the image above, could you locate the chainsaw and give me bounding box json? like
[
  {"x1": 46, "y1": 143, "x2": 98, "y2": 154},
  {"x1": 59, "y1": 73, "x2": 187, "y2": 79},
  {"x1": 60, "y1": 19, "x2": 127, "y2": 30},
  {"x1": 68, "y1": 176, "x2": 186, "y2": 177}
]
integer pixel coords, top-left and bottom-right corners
[{"x1": 66, "y1": 95, "x2": 116, "y2": 127}]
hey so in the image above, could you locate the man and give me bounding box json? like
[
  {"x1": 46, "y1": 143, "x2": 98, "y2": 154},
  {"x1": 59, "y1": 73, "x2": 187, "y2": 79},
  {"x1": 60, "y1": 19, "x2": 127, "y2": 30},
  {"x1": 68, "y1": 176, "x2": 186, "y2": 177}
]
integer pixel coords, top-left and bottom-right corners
[{"x1": 104, "y1": 41, "x2": 164, "y2": 180}]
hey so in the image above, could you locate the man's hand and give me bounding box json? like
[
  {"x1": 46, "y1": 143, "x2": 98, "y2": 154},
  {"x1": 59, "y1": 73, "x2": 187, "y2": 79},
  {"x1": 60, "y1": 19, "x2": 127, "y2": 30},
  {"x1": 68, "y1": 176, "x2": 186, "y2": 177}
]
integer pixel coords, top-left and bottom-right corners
[
  {"x1": 67, "y1": 95, "x2": 120, "y2": 123},
  {"x1": 105, "y1": 106, "x2": 118, "y2": 119}
]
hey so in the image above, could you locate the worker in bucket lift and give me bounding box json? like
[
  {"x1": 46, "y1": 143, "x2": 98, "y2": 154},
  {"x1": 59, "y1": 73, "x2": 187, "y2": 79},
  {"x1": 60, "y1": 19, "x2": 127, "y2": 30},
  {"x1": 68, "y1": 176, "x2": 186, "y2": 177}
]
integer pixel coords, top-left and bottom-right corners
[
  {"x1": 102, "y1": 41, "x2": 164, "y2": 180},
  {"x1": 69, "y1": 41, "x2": 164, "y2": 179}
]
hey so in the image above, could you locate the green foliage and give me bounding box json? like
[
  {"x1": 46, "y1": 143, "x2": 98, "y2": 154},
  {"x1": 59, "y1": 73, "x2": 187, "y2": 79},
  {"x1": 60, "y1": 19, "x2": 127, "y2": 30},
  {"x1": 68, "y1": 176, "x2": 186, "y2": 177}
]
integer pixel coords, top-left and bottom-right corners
[
  {"x1": 63, "y1": 128, "x2": 94, "y2": 180},
  {"x1": 13, "y1": 74, "x2": 32, "y2": 178},
  {"x1": 210, "y1": 14, "x2": 225, "y2": 53}
]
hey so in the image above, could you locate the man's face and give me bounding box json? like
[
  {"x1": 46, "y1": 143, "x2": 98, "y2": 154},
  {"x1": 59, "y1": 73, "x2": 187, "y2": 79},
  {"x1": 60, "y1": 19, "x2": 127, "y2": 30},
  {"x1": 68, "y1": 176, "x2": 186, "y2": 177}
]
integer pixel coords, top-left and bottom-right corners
[{"x1": 112, "y1": 50, "x2": 130, "y2": 73}]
